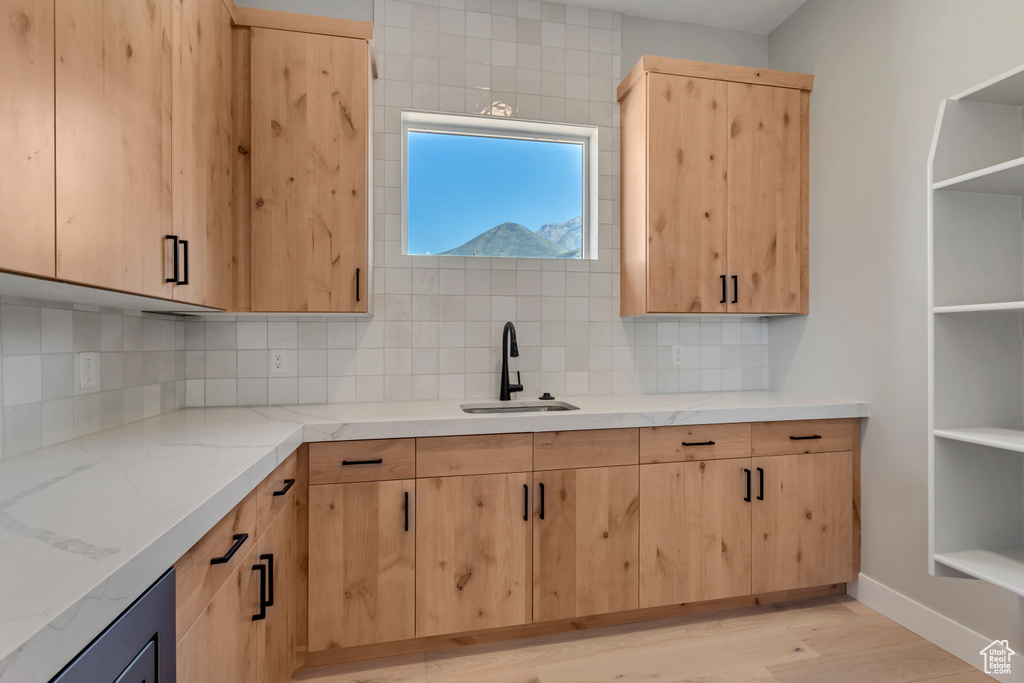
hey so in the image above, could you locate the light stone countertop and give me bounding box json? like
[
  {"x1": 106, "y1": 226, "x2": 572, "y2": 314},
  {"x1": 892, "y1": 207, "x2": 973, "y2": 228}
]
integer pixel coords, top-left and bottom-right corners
[{"x1": 0, "y1": 391, "x2": 869, "y2": 683}]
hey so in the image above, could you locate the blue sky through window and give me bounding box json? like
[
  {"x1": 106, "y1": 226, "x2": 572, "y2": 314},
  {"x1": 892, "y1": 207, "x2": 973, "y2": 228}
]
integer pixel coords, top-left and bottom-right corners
[{"x1": 406, "y1": 131, "x2": 584, "y2": 256}]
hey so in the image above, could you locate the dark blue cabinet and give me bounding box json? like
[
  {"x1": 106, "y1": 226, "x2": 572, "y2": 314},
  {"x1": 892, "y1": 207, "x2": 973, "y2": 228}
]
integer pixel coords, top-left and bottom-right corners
[{"x1": 51, "y1": 569, "x2": 175, "y2": 683}]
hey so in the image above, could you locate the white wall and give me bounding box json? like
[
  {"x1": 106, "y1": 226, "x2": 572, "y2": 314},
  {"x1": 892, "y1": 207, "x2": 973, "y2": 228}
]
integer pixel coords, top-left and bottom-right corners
[
  {"x1": 768, "y1": 0, "x2": 1024, "y2": 653},
  {"x1": 620, "y1": 15, "x2": 769, "y2": 77}
]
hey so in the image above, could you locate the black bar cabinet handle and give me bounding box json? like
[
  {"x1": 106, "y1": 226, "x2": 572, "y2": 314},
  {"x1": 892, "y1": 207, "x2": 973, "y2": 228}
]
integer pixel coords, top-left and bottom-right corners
[
  {"x1": 404, "y1": 491, "x2": 409, "y2": 532},
  {"x1": 260, "y1": 553, "x2": 274, "y2": 607},
  {"x1": 356, "y1": 267, "x2": 360, "y2": 302},
  {"x1": 732, "y1": 275, "x2": 738, "y2": 304},
  {"x1": 523, "y1": 484, "x2": 528, "y2": 521},
  {"x1": 720, "y1": 275, "x2": 727, "y2": 304},
  {"x1": 342, "y1": 458, "x2": 383, "y2": 466},
  {"x1": 251, "y1": 563, "x2": 267, "y2": 621},
  {"x1": 789, "y1": 435, "x2": 822, "y2": 441},
  {"x1": 178, "y1": 239, "x2": 189, "y2": 285},
  {"x1": 743, "y1": 469, "x2": 751, "y2": 502},
  {"x1": 165, "y1": 235, "x2": 179, "y2": 283},
  {"x1": 210, "y1": 533, "x2": 248, "y2": 565},
  {"x1": 682, "y1": 440, "x2": 716, "y2": 447},
  {"x1": 272, "y1": 479, "x2": 295, "y2": 497},
  {"x1": 757, "y1": 467, "x2": 764, "y2": 501},
  {"x1": 539, "y1": 482, "x2": 545, "y2": 520}
]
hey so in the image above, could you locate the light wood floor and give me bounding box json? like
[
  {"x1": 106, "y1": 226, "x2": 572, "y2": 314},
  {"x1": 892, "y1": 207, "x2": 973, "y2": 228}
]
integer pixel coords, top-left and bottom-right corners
[{"x1": 292, "y1": 595, "x2": 991, "y2": 682}]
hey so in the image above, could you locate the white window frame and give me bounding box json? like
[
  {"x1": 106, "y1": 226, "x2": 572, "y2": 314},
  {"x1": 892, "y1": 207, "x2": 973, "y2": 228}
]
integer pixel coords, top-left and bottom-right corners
[{"x1": 401, "y1": 110, "x2": 599, "y2": 260}]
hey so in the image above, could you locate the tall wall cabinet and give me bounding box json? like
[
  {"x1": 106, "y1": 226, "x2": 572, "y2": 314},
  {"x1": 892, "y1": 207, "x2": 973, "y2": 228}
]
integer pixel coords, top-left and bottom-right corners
[{"x1": 618, "y1": 57, "x2": 813, "y2": 316}]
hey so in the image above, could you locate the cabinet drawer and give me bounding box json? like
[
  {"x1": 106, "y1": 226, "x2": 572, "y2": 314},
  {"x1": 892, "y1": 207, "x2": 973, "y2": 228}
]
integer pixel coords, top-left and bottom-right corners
[
  {"x1": 309, "y1": 439, "x2": 415, "y2": 484},
  {"x1": 751, "y1": 419, "x2": 854, "y2": 456},
  {"x1": 256, "y1": 449, "x2": 298, "y2": 534},
  {"x1": 534, "y1": 429, "x2": 638, "y2": 471},
  {"x1": 417, "y1": 433, "x2": 533, "y2": 477},
  {"x1": 640, "y1": 423, "x2": 751, "y2": 464},
  {"x1": 174, "y1": 489, "x2": 256, "y2": 642}
]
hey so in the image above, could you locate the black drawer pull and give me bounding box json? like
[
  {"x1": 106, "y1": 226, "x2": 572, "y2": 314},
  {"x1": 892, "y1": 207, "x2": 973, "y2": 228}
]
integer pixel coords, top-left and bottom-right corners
[
  {"x1": 260, "y1": 553, "x2": 275, "y2": 607},
  {"x1": 720, "y1": 274, "x2": 727, "y2": 304},
  {"x1": 789, "y1": 435, "x2": 822, "y2": 441},
  {"x1": 732, "y1": 275, "x2": 738, "y2": 304},
  {"x1": 272, "y1": 479, "x2": 295, "y2": 496},
  {"x1": 539, "y1": 482, "x2": 545, "y2": 520},
  {"x1": 210, "y1": 533, "x2": 248, "y2": 565},
  {"x1": 251, "y1": 563, "x2": 267, "y2": 621},
  {"x1": 356, "y1": 267, "x2": 360, "y2": 302},
  {"x1": 404, "y1": 491, "x2": 409, "y2": 532},
  {"x1": 523, "y1": 484, "x2": 529, "y2": 521},
  {"x1": 342, "y1": 458, "x2": 383, "y2": 466},
  {"x1": 179, "y1": 239, "x2": 189, "y2": 285},
  {"x1": 743, "y1": 468, "x2": 751, "y2": 502},
  {"x1": 757, "y1": 467, "x2": 764, "y2": 501},
  {"x1": 682, "y1": 440, "x2": 716, "y2": 447}
]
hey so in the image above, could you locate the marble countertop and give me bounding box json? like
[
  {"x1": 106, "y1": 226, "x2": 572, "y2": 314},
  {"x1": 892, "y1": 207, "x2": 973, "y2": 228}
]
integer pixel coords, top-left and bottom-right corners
[{"x1": 0, "y1": 391, "x2": 868, "y2": 683}]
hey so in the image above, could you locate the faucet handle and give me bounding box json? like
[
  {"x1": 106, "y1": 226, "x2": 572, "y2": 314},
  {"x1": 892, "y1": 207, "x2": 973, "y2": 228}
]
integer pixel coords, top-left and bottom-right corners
[{"x1": 511, "y1": 371, "x2": 524, "y2": 393}]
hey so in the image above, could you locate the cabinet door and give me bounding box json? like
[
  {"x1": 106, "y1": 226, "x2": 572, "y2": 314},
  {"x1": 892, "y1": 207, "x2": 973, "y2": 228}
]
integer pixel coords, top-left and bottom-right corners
[
  {"x1": 416, "y1": 473, "x2": 532, "y2": 637},
  {"x1": 170, "y1": 0, "x2": 235, "y2": 309},
  {"x1": 255, "y1": 486, "x2": 301, "y2": 683},
  {"x1": 533, "y1": 466, "x2": 639, "y2": 621},
  {"x1": 646, "y1": 73, "x2": 728, "y2": 314},
  {"x1": 250, "y1": 28, "x2": 368, "y2": 313},
  {"x1": 55, "y1": 0, "x2": 174, "y2": 299},
  {"x1": 752, "y1": 451, "x2": 853, "y2": 593},
  {"x1": 177, "y1": 546, "x2": 259, "y2": 683},
  {"x1": 639, "y1": 460, "x2": 751, "y2": 607},
  {"x1": 0, "y1": 0, "x2": 55, "y2": 277},
  {"x1": 309, "y1": 480, "x2": 415, "y2": 650},
  {"x1": 727, "y1": 82, "x2": 806, "y2": 314}
]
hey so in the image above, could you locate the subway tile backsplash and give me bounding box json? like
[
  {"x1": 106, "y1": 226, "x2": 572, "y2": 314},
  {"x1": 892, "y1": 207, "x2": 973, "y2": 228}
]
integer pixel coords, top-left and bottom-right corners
[
  {"x1": 1, "y1": 0, "x2": 771, "y2": 456},
  {"x1": 0, "y1": 299, "x2": 185, "y2": 460}
]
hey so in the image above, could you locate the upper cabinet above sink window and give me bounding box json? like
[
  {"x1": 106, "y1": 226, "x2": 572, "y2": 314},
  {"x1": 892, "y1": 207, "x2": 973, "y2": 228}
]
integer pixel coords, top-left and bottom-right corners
[{"x1": 618, "y1": 57, "x2": 813, "y2": 316}]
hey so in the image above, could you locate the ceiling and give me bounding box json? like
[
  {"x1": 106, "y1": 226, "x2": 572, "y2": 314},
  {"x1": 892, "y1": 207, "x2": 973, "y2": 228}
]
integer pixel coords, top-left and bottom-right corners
[{"x1": 568, "y1": 0, "x2": 808, "y2": 35}]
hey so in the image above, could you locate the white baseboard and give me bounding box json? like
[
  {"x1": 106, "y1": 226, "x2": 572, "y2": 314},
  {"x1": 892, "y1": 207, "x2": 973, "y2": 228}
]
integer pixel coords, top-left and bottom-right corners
[{"x1": 849, "y1": 573, "x2": 1020, "y2": 681}]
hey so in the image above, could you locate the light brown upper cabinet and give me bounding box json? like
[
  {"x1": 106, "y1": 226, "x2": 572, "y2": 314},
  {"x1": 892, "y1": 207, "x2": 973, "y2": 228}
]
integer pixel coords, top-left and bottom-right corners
[
  {"x1": 55, "y1": 0, "x2": 175, "y2": 299},
  {"x1": 249, "y1": 27, "x2": 371, "y2": 313},
  {"x1": 0, "y1": 0, "x2": 55, "y2": 278},
  {"x1": 618, "y1": 56, "x2": 813, "y2": 315}
]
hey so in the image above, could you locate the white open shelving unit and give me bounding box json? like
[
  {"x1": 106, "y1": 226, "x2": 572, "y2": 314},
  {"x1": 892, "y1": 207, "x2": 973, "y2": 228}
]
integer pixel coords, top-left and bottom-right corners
[{"x1": 929, "y1": 63, "x2": 1024, "y2": 596}]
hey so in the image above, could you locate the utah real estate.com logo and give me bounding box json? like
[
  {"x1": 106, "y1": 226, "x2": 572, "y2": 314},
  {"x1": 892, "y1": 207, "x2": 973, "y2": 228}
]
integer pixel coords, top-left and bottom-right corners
[{"x1": 981, "y1": 640, "x2": 1015, "y2": 676}]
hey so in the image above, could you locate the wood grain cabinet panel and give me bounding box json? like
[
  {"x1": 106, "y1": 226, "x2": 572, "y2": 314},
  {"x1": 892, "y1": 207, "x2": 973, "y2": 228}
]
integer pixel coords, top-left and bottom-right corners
[
  {"x1": 640, "y1": 459, "x2": 752, "y2": 607},
  {"x1": 533, "y1": 429, "x2": 639, "y2": 471},
  {"x1": 416, "y1": 473, "x2": 532, "y2": 637},
  {"x1": 533, "y1": 466, "x2": 639, "y2": 621},
  {"x1": 727, "y1": 82, "x2": 805, "y2": 314},
  {"x1": 55, "y1": 0, "x2": 175, "y2": 299},
  {"x1": 309, "y1": 439, "x2": 415, "y2": 484},
  {"x1": 309, "y1": 480, "x2": 415, "y2": 650},
  {"x1": 417, "y1": 433, "x2": 533, "y2": 477},
  {"x1": 250, "y1": 27, "x2": 369, "y2": 312},
  {"x1": 255, "y1": 485, "x2": 302, "y2": 683},
  {"x1": 640, "y1": 423, "x2": 751, "y2": 464},
  {"x1": 751, "y1": 419, "x2": 854, "y2": 456},
  {"x1": 752, "y1": 451, "x2": 854, "y2": 593},
  {"x1": 0, "y1": 0, "x2": 55, "y2": 278}
]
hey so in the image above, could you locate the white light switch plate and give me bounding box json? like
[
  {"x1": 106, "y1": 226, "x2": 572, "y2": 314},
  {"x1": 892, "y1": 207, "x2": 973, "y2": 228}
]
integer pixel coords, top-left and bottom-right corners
[{"x1": 79, "y1": 352, "x2": 98, "y2": 389}]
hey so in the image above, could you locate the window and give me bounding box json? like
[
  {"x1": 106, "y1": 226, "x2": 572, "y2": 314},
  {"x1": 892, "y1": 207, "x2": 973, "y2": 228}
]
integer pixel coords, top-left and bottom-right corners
[{"x1": 402, "y1": 111, "x2": 598, "y2": 260}]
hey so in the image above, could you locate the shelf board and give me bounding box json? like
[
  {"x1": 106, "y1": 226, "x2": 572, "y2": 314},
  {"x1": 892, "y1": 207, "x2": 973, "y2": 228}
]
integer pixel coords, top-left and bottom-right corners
[
  {"x1": 934, "y1": 545, "x2": 1024, "y2": 598},
  {"x1": 933, "y1": 156, "x2": 1024, "y2": 194},
  {"x1": 956, "y1": 63, "x2": 1024, "y2": 107},
  {"x1": 934, "y1": 426, "x2": 1024, "y2": 454},
  {"x1": 934, "y1": 301, "x2": 1024, "y2": 314}
]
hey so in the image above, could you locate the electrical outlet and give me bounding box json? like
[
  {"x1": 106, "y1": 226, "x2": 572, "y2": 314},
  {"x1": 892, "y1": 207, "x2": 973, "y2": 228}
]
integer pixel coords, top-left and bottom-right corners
[
  {"x1": 269, "y1": 350, "x2": 287, "y2": 374},
  {"x1": 672, "y1": 345, "x2": 684, "y2": 366},
  {"x1": 79, "y1": 352, "x2": 98, "y2": 389}
]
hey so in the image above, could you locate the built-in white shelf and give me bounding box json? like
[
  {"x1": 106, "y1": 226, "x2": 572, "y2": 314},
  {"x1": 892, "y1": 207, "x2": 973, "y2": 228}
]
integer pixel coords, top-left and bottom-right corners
[
  {"x1": 934, "y1": 546, "x2": 1024, "y2": 598},
  {"x1": 934, "y1": 426, "x2": 1024, "y2": 454},
  {"x1": 933, "y1": 156, "x2": 1024, "y2": 194},
  {"x1": 957, "y1": 63, "x2": 1024, "y2": 107},
  {"x1": 933, "y1": 301, "x2": 1024, "y2": 314}
]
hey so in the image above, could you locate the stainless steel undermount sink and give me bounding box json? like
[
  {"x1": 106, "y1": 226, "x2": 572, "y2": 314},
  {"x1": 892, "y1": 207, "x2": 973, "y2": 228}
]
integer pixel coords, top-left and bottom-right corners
[{"x1": 460, "y1": 400, "x2": 580, "y2": 414}]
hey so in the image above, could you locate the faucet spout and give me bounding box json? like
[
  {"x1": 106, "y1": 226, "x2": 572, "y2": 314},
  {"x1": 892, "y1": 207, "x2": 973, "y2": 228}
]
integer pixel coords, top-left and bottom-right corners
[{"x1": 500, "y1": 322, "x2": 524, "y2": 401}]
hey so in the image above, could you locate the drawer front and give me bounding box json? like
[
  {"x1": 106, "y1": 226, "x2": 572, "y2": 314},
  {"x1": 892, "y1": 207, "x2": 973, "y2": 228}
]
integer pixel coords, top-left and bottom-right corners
[
  {"x1": 640, "y1": 423, "x2": 751, "y2": 464},
  {"x1": 534, "y1": 428, "x2": 639, "y2": 471},
  {"x1": 417, "y1": 433, "x2": 533, "y2": 477},
  {"x1": 309, "y1": 439, "x2": 415, "y2": 484},
  {"x1": 751, "y1": 419, "x2": 854, "y2": 456},
  {"x1": 256, "y1": 449, "x2": 299, "y2": 534},
  {"x1": 174, "y1": 489, "x2": 256, "y2": 642}
]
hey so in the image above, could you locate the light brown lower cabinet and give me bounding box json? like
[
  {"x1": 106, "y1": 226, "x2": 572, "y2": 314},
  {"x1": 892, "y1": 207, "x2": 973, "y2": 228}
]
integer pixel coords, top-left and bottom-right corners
[
  {"x1": 308, "y1": 479, "x2": 416, "y2": 650},
  {"x1": 752, "y1": 451, "x2": 854, "y2": 593},
  {"x1": 640, "y1": 459, "x2": 752, "y2": 607},
  {"x1": 533, "y1": 466, "x2": 639, "y2": 621},
  {"x1": 416, "y1": 472, "x2": 533, "y2": 637},
  {"x1": 255, "y1": 490, "x2": 303, "y2": 683}
]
